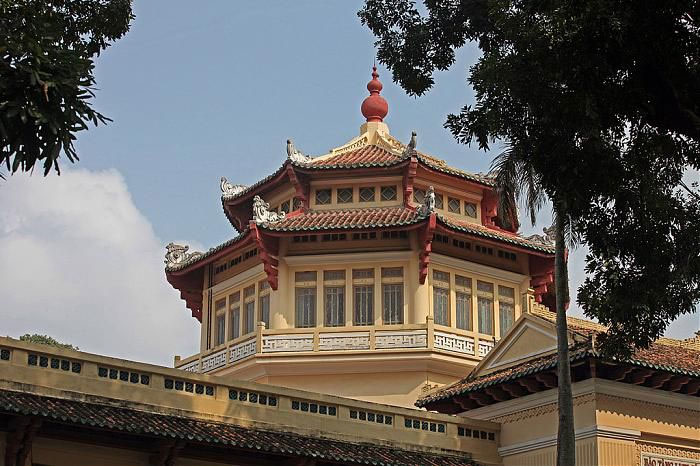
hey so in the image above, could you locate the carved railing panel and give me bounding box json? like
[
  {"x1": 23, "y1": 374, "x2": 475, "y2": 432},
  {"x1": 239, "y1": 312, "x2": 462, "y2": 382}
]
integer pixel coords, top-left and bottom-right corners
[
  {"x1": 434, "y1": 331, "x2": 475, "y2": 355},
  {"x1": 375, "y1": 330, "x2": 427, "y2": 349},
  {"x1": 262, "y1": 334, "x2": 314, "y2": 353},
  {"x1": 230, "y1": 338, "x2": 257, "y2": 362},
  {"x1": 478, "y1": 340, "x2": 495, "y2": 357},
  {"x1": 319, "y1": 332, "x2": 370, "y2": 351},
  {"x1": 179, "y1": 360, "x2": 199, "y2": 373},
  {"x1": 201, "y1": 349, "x2": 227, "y2": 372}
]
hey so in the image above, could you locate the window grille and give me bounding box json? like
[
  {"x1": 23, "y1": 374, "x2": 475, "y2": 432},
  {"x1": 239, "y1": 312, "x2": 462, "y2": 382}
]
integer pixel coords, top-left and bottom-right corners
[
  {"x1": 382, "y1": 284, "x2": 403, "y2": 324},
  {"x1": 296, "y1": 288, "x2": 316, "y2": 327},
  {"x1": 325, "y1": 287, "x2": 345, "y2": 326},
  {"x1": 293, "y1": 197, "x2": 303, "y2": 210},
  {"x1": 295, "y1": 271, "x2": 317, "y2": 282},
  {"x1": 337, "y1": 188, "x2": 353, "y2": 203},
  {"x1": 215, "y1": 299, "x2": 226, "y2": 311},
  {"x1": 281, "y1": 200, "x2": 290, "y2": 213},
  {"x1": 433, "y1": 270, "x2": 449, "y2": 283},
  {"x1": 324, "y1": 270, "x2": 346, "y2": 281},
  {"x1": 465, "y1": 202, "x2": 477, "y2": 218},
  {"x1": 499, "y1": 286, "x2": 515, "y2": 335},
  {"x1": 259, "y1": 294, "x2": 270, "y2": 328},
  {"x1": 413, "y1": 188, "x2": 425, "y2": 204},
  {"x1": 433, "y1": 287, "x2": 449, "y2": 325},
  {"x1": 245, "y1": 301, "x2": 255, "y2": 334},
  {"x1": 244, "y1": 285, "x2": 255, "y2": 298},
  {"x1": 381, "y1": 185, "x2": 397, "y2": 201},
  {"x1": 315, "y1": 189, "x2": 331, "y2": 205},
  {"x1": 352, "y1": 268, "x2": 374, "y2": 279},
  {"x1": 216, "y1": 314, "x2": 226, "y2": 346},
  {"x1": 434, "y1": 193, "x2": 444, "y2": 209},
  {"x1": 448, "y1": 197, "x2": 461, "y2": 213},
  {"x1": 354, "y1": 286, "x2": 374, "y2": 325},
  {"x1": 229, "y1": 306, "x2": 240, "y2": 340},
  {"x1": 477, "y1": 281, "x2": 494, "y2": 335},
  {"x1": 359, "y1": 187, "x2": 375, "y2": 202}
]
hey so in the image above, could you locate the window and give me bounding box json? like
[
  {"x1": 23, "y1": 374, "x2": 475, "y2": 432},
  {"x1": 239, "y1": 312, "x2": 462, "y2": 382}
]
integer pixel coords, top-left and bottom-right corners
[
  {"x1": 293, "y1": 197, "x2": 303, "y2": 210},
  {"x1": 448, "y1": 197, "x2": 461, "y2": 214},
  {"x1": 381, "y1": 185, "x2": 397, "y2": 201},
  {"x1": 413, "y1": 188, "x2": 425, "y2": 204},
  {"x1": 499, "y1": 286, "x2": 516, "y2": 335},
  {"x1": 324, "y1": 270, "x2": 345, "y2": 326},
  {"x1": 433, "y1": 270, "x2": 449, "y2": 326},
  {"x1": 382, "y1": 267, "x2": 403, "y2": 324},
  {"x1": 477, "y1": 281, "x2": 494, "y2": 335},
  {"x1": 455, "y1": 275, "x2": 472, "y2": 331},
  {"x1": 315, "y1": 189, "x2": 331, "y2": 205},
  {"x1": 465, "y1": 202, "x2": 477, "y2": 218},
  {"x1": 359, "y1": 187, "x2": 375, "y2": 202},
  {"x1": 295, "y1": 271, "x2": 317, "y2": 328},
  {"x1": 434, "y1": 193, "x2": 444, "y2": 210},
  {"x1": 259, "y1": 280, "x2": 270, "y2": 328},
  {"x1": 215, "y1": 299, "x2": 226, "y2": 346},
  {"x1": 229, "y1": 292, "x2": 241, "y2": 340},
  {"x1": 337, "y1": 188, "x2": 353, "y2": 204},
  {"x1": 353, "y1": 269, "x2": 374, "y2": 325},
  {"x1": 244, "y1": 286, "x2": 256, "y2": 334},
  {"x1": 281, "y1": 200, "x2": 290, "y2": 213}
]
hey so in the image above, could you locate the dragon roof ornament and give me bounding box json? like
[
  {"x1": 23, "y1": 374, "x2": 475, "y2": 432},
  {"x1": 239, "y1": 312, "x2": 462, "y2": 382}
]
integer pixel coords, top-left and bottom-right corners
[
  {"x1": 253, "y1": 195, "x2": 286, "y2": 225},
  {"x1": 165, "y1": 242, "x2": 203, "y2": 270},
  {"x1": 287, "y1": 139, "x2": 313, "y2": 164},
  {"x1": 220, "y1": 177, "x2": 247, "y2": 198},
  {"x1": 402, "y1": 131, "x2": 417, "y2": 157},
  {"x1": 525, "y1": 225, "x2": 556, "y2": 246},
  {"x1": 418, "y1": 185, "x2": 436, "y2": 217}
]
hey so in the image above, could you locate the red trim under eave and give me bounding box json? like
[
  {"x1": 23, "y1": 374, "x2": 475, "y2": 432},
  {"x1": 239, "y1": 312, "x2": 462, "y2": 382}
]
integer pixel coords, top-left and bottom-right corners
[
  {"x1": 418, "y1": 212, "x2": 437, "y2": 284},
  {"x1": 250, "y1": 222, "x2": 280, "y2": 290}
]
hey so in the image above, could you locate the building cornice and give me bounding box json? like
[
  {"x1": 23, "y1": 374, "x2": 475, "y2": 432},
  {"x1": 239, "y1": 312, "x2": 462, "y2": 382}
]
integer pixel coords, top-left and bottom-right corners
[
  {"x1": 284, "y1": 250, "x2": 412, "y2": 266},
  {"x1": 430, "y1": 253, "x2": 527, "y2": 285}
]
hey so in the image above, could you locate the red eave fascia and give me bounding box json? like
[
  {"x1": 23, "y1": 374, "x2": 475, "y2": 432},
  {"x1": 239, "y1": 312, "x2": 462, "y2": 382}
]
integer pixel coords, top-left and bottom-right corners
[
  {"x1": 434, "y1": 223, "x2": 554, "y2": 258},
  {"x1": 291, "y1": 159, "x2": 410, "y2": 178},
  {"x1": 414, "y1": 161, "x2": 493, "y2": 191},
  {"x1": 166, "y1": 233, "x2": 256, "y2": 278}
]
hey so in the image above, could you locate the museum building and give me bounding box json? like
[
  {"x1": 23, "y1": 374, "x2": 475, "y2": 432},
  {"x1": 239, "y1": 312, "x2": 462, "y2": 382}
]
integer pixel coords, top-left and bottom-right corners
[{"x1": 0, "y1": 68, "x2": 697, "y2": 465}]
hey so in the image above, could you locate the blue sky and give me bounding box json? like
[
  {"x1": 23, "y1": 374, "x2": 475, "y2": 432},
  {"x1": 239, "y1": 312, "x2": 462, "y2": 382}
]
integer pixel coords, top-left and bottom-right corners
[{"x1": 1, "y1": 1, "x2": 696, "y2": 364}]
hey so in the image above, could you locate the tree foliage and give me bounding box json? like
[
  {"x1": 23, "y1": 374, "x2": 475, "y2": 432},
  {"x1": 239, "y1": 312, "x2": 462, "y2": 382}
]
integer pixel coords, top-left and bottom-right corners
[
  {"x1": 359, "y1": 0, "x2": 700, "y2": 356},
  {"x1": 0, "y1": 0, "x2": 133, "y2": 176},
  {"x1": 19, "y1": 333, "x2": 78, "y2": 350}
]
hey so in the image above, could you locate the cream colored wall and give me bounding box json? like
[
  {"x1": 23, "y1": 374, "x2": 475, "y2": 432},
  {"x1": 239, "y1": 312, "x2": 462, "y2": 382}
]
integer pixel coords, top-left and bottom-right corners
[
  {"x1": 309, "y1": 177, "x2": 404, "y2": 210},
  {"x1": 258, "y1": 371, "x2": 458, "y2": 409},
  {"x1": 503, "y1": 437, "x2": 599, "y2": 466}
]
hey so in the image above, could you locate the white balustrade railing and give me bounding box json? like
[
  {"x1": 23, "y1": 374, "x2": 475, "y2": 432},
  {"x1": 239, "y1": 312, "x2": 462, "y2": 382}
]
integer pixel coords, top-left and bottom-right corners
[
  {"x1": 230, "y1": 338, "x2": 256, "y2": 362},
  {"x1": 319, "y1": 332, "x2": 370, "y2": 351},
  {"x1": 201, "y1": 348, "x2": 227, "y2": 372},
  {"x1": 375, "y1": 330, "x2": 427, "y2": 349},
  {"x1": 262, "y1": 334, "x2": 314, "y2": 353},
  {"x1": 478, "y1": 340, "x2": 495, "y2": 357},
  {"x1": 434, "y1": 331, "x2": 475, "y2": 355}
]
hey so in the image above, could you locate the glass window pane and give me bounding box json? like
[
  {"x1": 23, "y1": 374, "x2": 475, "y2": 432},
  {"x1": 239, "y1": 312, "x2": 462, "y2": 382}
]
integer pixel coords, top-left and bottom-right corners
[
  {"x1": 245, "y1": 301, "x2": 255, "y2": 334},
  {"x1": 325, "y1": 287, "x2": 345, "y2": 326},
  {"x1": 229, "y1": 291, "x2": 240, "y2": 304},
  {"x1": 477, "y1": 280, "x2": 494, "y2": 294},
  {"x1": 315, "y1": 189, "x2": 331, "y2": 205},
  {"x1": 216, "y1": 315, "x2": 226, "y2": 346},
  {"x1": 244, "y1": 285, "x2": 255, "y2": 298},
  {"x1": 230, "y1": 307, "x2": 240, "y2": 340},
  {"x1": 295, "y1": 271, "x2": 317, "y2": 282},
  {"x1": 281, "y1": 200, "x2": 290, "y2": 213},
  {"x1": 383, "y1": 284, "x2": 403, "y2": 324},
  {"x1": 455, "y1": 275, "x2": 472, "y2": 290},
  {"x1": 359, "y1": 187, "x2": 375, "y2": 202},
  {"x1": 323, "y1": 270, "x2": 345, "y2": 281},
  {"x1": 381, "y1": 186, "x2": 397, "y2": 201},
  {"x1": 478, "y1": 297, "x2": 494, "y2": 335},
  {"x1": 293, "y1": 197, "x2": 303, "y2": 210},
  {"x1": 352, "y1": 268, "x2": 374, "y2": 279},
  {"x1": 295, "y1": 288, "x2": 316, "y2": 328},
  {"x1": 433, "y1": 287, "x2": 449, "y2": 325},
  {"x1": 499, "y1": 301, "x2": 515, "y2": 335},
  {"x1": 337, "y1": 188, "x2": 353, "y2": 203},
  {"x1": 435, "y1": 193, "x2": 443, "y2": 209},
  {"x1": 433, "y1": 270, "x2": 449, "y2": 283},
  {"x1": 381, "y1": 267, "x2": 403, "y2": 278},
  {"x1": 456, "y1": 292, "x2": 472, "y2": 330},
  {"x1": 215, "y1": 299, "x2": 226, "y2": 311},
  {"x1": 354, "y1": 286, "x2": 374, "y2": 325}
]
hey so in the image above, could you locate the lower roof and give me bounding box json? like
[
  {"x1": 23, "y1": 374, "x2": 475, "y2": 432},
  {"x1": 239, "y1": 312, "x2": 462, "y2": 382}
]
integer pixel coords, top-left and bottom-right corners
[{"x1": 0, "y1": 389, "x2": 474, "y2": 465}]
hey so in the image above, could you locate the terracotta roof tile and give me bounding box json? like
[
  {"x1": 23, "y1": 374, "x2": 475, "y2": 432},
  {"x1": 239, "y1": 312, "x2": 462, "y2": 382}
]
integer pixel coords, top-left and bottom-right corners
[
  {"x1": 417, "y1": 312, "x2": 700, "y2": 407},
  {"x1": 304, "y1": 145, "x2": 405, "y2": 168},
  {"x1": 0, "y1": 389, "x2": 473, "y2": 465},
  {"x1": 261, "y1": 206, "x2": 423, "y2": 231}
]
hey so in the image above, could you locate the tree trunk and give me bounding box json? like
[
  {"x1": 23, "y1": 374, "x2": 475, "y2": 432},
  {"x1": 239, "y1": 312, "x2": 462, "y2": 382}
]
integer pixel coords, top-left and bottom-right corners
[{"x1": 554, "y1": 203, "x2": 575, "y2": 465}]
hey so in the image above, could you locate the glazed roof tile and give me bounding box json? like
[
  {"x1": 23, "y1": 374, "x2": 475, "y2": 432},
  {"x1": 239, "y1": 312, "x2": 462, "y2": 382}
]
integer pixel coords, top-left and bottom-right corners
[
  {"x1": 165, "y1": 228, "x2": 250, "y2": 273},
  {"x1": 302, "y1": 144, "x2": 406, "y2": 168},
  {"x1": 437, "y1": 214, "x2": 556, "y2": 254},
  {"x1": 260, "y1": 206, "x2": 424, "y2": 231},
  {"x1": 0, "y1": 389, "x2": 473, "y2": 465},
  {"x1": 417, "y1": 311, "x2": 700, "y2": 406}
]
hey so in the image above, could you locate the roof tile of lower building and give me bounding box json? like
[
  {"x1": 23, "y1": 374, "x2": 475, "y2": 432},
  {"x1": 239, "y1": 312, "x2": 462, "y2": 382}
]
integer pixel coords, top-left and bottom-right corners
[
  {"x1": 259, "y1": 206, "x2": 425, "y2": 231},
  {"x1": 417, "y1": 312, "x2": 700, "y2": 406},
  {"x1": 0, "y1": 389, "x2": 473, "y2": 465},
  {"x1": 437, "y1": 214, "x2": 556, "y2": 254}
]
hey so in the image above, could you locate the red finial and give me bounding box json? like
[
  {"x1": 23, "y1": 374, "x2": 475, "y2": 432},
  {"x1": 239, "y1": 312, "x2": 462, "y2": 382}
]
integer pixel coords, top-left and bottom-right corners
[{"x1": 361, "y1": 66, "x2": 388, "y2": 122}]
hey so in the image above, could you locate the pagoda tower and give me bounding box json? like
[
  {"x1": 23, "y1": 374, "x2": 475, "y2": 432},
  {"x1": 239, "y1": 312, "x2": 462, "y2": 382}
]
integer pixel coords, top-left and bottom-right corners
[{"x1": 166, "y1": 68, "x2": 557, "y2": 407}]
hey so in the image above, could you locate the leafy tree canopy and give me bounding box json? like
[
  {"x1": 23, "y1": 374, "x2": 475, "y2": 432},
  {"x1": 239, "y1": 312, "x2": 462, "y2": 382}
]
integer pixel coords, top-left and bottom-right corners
[
  {"x1": 0, "y1": 0, "x2": 133, "y2": 176},
  {"x1": 19, "y1": 333, "x2": 78, "y2": 350},
  {"x1": 359, "y1": 0, "x2": 700, "y2": 356}
]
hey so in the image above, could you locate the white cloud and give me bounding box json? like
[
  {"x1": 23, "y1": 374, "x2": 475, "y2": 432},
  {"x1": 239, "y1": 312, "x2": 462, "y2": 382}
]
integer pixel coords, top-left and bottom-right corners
[{"x1": 0, "y1": 169, "x2": 199, "y2": 365}]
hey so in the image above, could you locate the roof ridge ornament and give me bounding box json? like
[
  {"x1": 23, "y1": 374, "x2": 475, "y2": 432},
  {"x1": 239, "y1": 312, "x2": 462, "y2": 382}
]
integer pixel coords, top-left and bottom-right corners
[
  {"x1": 220, "y1": 177, "x2": 246, "y2": 198},
  {"x1": 165, "y1": 242, "x2": 203, "y2": 269},
  {"x1": 418, "y1": 186, "x2": 436, "y2": 216},
  {"x1": 525, "y1": 225, "x2": 556, "y2": 246},
  {"x1": 403, "y1": 131, "x2": 417, "y2": 157},
  {"x1": 253, "y1": 195, "x2": 286, "y2": 224},
  {"x1": 287, "y1": 139, "x2": 312, "y2": 164}
]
